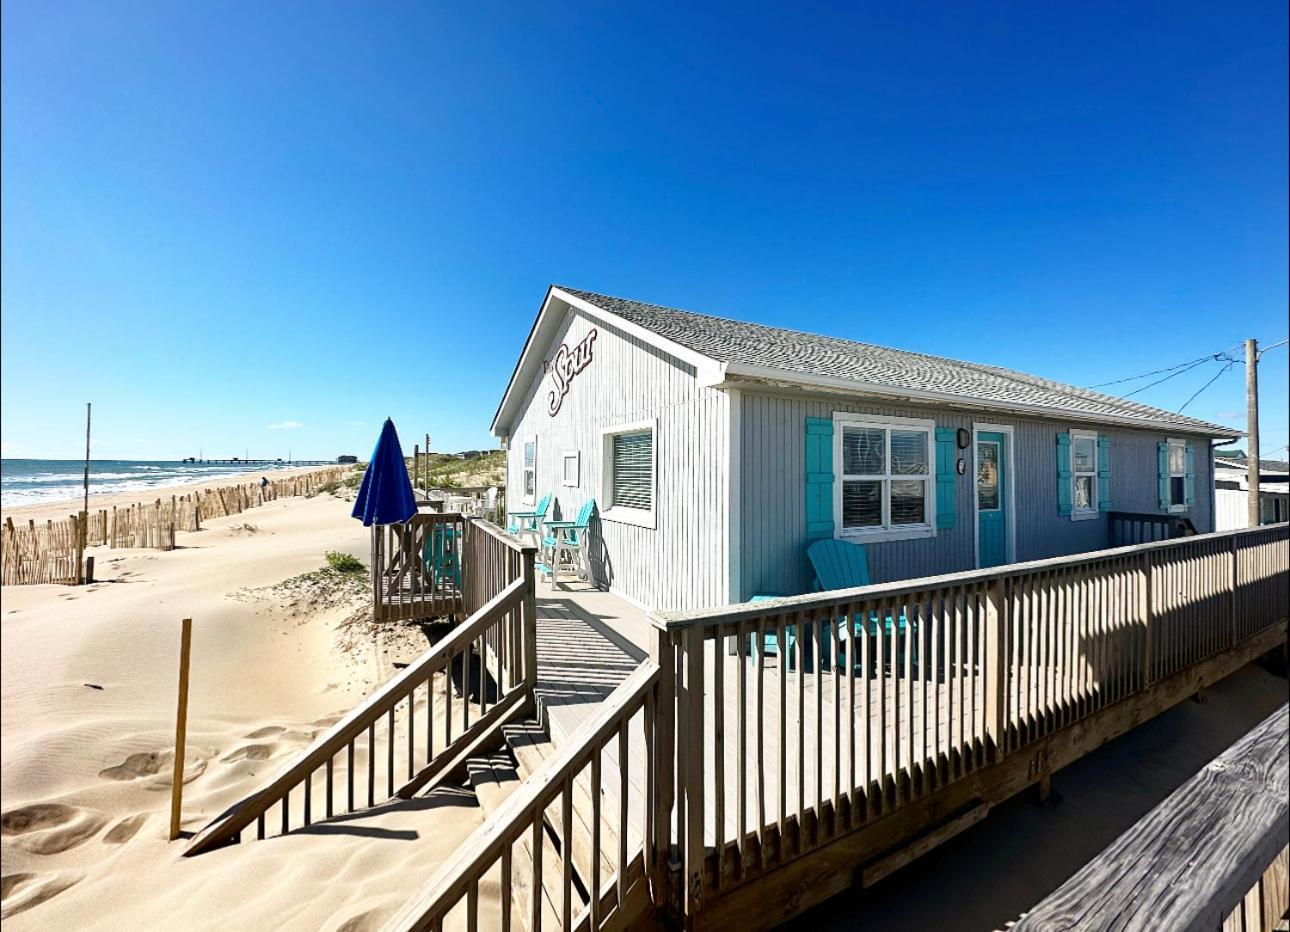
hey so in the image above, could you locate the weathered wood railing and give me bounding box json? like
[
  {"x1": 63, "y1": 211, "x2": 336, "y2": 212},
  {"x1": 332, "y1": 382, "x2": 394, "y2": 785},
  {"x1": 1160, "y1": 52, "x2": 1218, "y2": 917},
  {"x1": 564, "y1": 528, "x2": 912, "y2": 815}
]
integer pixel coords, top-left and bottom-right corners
[
  {"x1": 186, "y1": 521, "x2": 538, "y2": 856},
  {"x1": 1108, "y1": 510, "x2": 1197, "y2": 546},
  {"x1": 650, "y1": 523, "x2": 1289, "y2": 924},
  {"x1": 383, "y1": 661, "x2": 662, "y2": 932},
  {"x1": 373, "y1": 511, "x2": 468, "y2": 622},
  {"x1": 1012, "y1": 703, "x2": 1288, "y2": 932}
]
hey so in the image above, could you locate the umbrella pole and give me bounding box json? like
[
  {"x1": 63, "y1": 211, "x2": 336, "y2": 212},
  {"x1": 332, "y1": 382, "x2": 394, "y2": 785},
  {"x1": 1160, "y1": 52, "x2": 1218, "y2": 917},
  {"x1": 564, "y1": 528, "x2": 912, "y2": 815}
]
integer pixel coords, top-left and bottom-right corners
[{"x1": 371, "y1": 524, "x2": 381, "y2": 621}]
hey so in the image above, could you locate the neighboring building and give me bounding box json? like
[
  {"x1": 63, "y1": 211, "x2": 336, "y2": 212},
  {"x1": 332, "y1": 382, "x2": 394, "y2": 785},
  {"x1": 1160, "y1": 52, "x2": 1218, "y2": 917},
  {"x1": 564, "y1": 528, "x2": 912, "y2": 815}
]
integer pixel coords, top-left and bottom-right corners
[
  {"x1": 1213, "y1": 455, "x2": 1289, "y2": 529},
  {"x1": 337, "y1": 455, "x2": 359, "y2": 464},
  {"x1": 491, "y1": 286, "x2": 1240, "y2": 612}
]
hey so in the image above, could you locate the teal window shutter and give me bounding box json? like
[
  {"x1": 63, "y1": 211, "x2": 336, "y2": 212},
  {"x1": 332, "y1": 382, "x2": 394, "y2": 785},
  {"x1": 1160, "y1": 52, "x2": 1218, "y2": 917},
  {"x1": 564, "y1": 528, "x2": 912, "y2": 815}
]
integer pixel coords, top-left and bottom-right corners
[
  {"x1": 805, "y1": 417, "x2": 834, "y2": 540},
  {"x1": 1184, "y1": 441, "x2": 1195, "y2": 507},
  {"x1": 1157, "y1": 441, "x2": 1170, "y2": 510},
  {"x1": 1056, "y1": 432, "x2": 1072, "y2": 515},
  {"x1": 935, "y1": 427, "x2": 956, "y2": 529},
  {"x1": 1096, "y1": 434, "x2": 1111, "y2": 512}
]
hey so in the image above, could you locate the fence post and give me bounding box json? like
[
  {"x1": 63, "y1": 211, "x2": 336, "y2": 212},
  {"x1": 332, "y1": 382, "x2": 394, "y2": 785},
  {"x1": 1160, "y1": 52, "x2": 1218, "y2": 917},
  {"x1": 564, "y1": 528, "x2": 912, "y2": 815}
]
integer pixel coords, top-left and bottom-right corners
[
  {"x1": 984, "y1": 577, "x2": 1008, "y2": 761},
  {"x1": 169, "y1": 617, "x2": 193, "y2": 840},
  {"x1": 1140, "y1": 551, "x2": 1154, "y2": 687},
  {"x1": 75, "y1": 510, "x2": 86, "y2": 585}
]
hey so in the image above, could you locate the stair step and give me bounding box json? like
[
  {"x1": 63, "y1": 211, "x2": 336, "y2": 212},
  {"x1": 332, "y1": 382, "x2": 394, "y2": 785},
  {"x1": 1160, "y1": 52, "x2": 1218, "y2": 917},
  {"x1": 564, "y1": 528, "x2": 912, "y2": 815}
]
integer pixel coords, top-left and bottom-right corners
[
  {"x1": 466, "y1": 751, "x2": 521, "y2": 822},
  {"x1": 466, "y1": 725, "x2": 591, "y2": 931},
  {"x1": 505, "y1": 721, "x2": 622, "y2": 898}
]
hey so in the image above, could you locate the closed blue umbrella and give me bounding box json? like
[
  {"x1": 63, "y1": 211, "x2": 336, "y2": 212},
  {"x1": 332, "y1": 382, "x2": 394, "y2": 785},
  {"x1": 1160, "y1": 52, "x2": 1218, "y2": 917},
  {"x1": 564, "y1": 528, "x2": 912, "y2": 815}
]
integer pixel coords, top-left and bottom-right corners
[{"x1": 352, "y1": 418, "x2": 417, "y2": 526}]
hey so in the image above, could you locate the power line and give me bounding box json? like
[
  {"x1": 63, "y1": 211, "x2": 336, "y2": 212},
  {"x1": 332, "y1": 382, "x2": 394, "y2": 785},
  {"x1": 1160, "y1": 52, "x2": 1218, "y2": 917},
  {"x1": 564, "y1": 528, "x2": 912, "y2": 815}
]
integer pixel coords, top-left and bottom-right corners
[
  {"x1": 1121, "y1": 356, "x2": 1220, "y2": 399},
  {"x1": 1088, "y1": 351, "x2": 1227, "y2": 389},
  {"x1": 1177, "y1": 359, "x2": 1236, "y2": 413},
  {"x1": 1257, "y1": 338, "x2": 1288, "y2": 358}
]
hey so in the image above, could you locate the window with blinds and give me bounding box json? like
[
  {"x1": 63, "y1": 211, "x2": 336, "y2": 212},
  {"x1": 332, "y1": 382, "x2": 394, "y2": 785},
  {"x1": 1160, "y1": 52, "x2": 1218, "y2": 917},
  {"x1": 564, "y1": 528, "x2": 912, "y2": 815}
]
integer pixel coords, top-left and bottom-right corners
[{"x1": 610, "y1": 430, "x2": 653, "y2": 511}]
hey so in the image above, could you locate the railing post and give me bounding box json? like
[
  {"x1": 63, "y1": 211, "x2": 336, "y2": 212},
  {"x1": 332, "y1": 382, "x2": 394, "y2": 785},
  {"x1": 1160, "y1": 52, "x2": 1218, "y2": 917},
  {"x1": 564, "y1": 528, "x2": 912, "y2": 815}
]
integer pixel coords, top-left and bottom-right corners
[
  {"x1": 1229, "y1": 535, "x2": 1239, "y2": 648},
  {"x1": 650, "y1": 626, "x2": 677, "y2": 913},
  {"x1": 521, "y1": 547, "x2": 538, "y2": 695},
  {"x1": 1140, "y1": 551, "x2": 1153, "y2": 687},
  {"x1": 465, "y1": 518, "x2": 480, "y2": 617},
  {"x1": 984, "y1": 578, "x2": 1008, "y2": 761},
  {"x1": 681, "y1": 625, "x2": 706, "y2": 918}
]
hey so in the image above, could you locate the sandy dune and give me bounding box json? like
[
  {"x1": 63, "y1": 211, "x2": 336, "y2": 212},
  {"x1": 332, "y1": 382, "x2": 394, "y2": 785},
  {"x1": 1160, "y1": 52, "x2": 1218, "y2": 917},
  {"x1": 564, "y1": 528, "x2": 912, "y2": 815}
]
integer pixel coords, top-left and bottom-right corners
[{"x1": 0, "y1": 492, "x2": 483, "y2": 929}]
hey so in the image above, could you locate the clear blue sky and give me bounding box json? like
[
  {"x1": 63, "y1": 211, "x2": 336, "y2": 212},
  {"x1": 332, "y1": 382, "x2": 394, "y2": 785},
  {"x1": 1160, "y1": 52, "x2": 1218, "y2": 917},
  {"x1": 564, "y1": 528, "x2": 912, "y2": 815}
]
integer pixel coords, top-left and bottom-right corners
[{"x1": 3, "y1": 2, "x2": 1286, "y2": 461}]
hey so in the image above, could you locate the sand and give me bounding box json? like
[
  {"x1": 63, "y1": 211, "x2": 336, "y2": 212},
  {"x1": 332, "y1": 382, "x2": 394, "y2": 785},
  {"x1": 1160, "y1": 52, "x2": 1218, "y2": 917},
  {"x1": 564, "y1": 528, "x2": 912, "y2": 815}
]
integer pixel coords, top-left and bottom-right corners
[{"x1": 0, "y1": 491, "x2": 485, "y2": 929}]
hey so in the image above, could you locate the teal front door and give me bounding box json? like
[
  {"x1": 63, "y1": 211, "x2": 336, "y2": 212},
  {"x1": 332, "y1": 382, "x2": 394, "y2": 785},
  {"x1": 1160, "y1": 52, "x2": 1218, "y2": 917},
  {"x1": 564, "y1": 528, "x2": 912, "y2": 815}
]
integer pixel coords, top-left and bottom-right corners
[{"x1": 977, "y1": 432, "x2": 1009, "y2": 568}]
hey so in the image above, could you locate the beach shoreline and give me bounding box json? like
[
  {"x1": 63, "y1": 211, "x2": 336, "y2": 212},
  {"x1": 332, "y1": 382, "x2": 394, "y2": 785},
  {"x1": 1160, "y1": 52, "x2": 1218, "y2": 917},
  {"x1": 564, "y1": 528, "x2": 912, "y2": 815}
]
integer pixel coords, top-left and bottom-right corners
[{"x1": 1, "y1": 464, "x2": 353, "y2": 524}]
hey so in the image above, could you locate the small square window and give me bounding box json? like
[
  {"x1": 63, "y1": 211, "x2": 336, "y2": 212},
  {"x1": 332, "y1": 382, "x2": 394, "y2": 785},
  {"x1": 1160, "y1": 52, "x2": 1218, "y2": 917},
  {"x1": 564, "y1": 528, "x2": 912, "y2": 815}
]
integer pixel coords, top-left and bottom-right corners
[{"x1": 561, "y1": 450, "x2": 580, "y2": 488}]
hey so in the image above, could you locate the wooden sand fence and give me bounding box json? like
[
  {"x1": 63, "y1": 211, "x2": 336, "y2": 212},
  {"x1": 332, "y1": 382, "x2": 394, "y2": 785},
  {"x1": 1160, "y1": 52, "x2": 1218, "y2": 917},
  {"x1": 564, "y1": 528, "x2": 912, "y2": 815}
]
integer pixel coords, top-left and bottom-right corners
[
  {"x1": 3, "y1": 467, "x2": 349, "y2": 586},
  {"x1": 2, "y1": 515, "x2": 86, "y2": 586}
]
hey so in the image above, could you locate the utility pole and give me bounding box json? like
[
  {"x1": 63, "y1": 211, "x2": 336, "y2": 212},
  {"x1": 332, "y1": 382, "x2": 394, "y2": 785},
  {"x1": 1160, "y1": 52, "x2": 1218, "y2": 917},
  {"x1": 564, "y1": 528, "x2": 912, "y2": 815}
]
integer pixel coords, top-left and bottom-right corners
[{"x1": 1245, "y1": 338, "x2": 1260, "y2": 526}]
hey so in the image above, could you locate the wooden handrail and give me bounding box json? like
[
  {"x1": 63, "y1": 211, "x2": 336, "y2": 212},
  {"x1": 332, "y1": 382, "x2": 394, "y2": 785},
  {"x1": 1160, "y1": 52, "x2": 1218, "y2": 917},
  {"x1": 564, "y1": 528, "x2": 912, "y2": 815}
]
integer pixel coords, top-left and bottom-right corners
[
  {"x1": 654, "y1": 523, "x2": 1289, "y2": 629},
  {"x1": 1012, "y1": 704, "x2": 1288, "y2": 931},
  {"x1": 185, "y1": 575, "x2": 530, "y2": 855},
  {"x1": 381, "y1": 661, "x2": 662, "y2": 932},
  {"x1": 647, "y1": 521, "x2": 1288, "y2": 920},
  {"x1": 467, "y1": 515, "x2": 538, "y2": 554}
]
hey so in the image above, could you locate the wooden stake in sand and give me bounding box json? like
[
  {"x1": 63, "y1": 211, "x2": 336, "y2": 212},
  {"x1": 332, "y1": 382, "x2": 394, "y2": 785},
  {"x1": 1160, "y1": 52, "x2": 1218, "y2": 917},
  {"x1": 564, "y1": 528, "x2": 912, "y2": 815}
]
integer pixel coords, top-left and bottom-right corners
[{"x1": 170, "y1": 618, "x2": 193, "y2": 841}]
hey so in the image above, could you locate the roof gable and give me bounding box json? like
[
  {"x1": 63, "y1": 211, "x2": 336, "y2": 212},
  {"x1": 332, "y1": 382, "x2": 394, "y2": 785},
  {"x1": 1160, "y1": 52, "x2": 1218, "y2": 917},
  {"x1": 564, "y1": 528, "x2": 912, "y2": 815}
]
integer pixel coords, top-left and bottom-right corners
[{"x1": 489, "y1": 287, "x2": 722, "y2": 436}]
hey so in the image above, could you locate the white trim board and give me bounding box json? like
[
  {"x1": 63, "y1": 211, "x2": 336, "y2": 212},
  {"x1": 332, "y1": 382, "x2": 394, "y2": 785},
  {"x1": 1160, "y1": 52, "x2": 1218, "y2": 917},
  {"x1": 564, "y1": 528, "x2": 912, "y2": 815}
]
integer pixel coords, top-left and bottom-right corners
[{"x1": 728, "y1": 388, "x2": 742, "y2": 603}]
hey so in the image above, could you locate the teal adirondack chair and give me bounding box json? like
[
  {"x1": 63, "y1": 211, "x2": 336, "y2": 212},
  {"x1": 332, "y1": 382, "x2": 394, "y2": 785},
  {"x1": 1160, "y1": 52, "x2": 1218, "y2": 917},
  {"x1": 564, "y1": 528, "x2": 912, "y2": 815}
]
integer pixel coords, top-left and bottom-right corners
[
  {"x1": 422, "y1": 522, "x2": 461, "y2": 590},
  {"x1": 540, "y1": 499, "x2": 596, "y2": 582},
  {"x1": 806, "y1": 539, "x2": 913, "y2": 672},
  {"x1": 749, "y1": 595, "x2": 798, "y2": 666},
  {"x1": 507, "y1": 493, "x2": 552, "y2": 540}
]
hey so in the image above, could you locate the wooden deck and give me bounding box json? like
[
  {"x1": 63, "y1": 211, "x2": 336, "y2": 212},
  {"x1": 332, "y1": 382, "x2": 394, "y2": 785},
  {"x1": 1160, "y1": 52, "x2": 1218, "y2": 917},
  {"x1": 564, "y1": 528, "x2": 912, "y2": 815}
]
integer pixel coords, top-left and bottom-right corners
[
  {"x1": 200, "y1": 519, "x2": 1286, "y2": 931},
  {"x1": 530, "y1": 580, "x2": 999, "y2": 849}
]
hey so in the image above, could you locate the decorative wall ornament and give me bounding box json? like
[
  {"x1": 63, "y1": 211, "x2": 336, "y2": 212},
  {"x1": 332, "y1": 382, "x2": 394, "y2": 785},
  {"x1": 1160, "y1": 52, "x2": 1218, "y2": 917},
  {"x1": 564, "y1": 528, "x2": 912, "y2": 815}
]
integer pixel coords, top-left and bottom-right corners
[{"x1": 547, "y1": 328, "x2": 598, "y2": 416}]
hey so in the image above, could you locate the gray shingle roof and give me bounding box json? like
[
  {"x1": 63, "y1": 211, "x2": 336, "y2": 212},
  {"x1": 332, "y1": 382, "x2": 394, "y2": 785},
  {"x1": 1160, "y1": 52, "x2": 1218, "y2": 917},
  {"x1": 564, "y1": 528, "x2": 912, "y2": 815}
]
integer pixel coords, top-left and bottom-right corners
[{"x1": 559, "y1": 286, "x2": 1235, "y2": 435}]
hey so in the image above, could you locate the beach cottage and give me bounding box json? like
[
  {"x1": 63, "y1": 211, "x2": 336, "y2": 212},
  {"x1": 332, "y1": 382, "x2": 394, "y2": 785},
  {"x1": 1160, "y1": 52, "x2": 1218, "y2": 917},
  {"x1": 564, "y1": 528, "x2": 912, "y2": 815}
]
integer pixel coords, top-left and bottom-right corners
[{"x1": 490, "y1": 286, "x2": 1241, "y2": 612}]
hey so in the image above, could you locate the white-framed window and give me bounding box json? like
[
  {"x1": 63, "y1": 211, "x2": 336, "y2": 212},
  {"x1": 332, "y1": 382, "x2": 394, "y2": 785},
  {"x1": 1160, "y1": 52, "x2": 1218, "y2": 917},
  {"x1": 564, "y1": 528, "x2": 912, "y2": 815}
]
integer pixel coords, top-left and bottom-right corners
[
  {"x1": 601, "y1": 419, "x2": 656, "y2": 528},
  {"x1": 522, "y1": 437, "x2": 536, "y2": 504},
  {"x1": 833, "y1": 412, "x2": 936, "y2": 541},
  {"x1": 1167, "y1": 438, "x2": 1187, "y2": 512},
  {"x1": 561, "y1": 450, "x2": 580, "y2": 488},
  {"x1": 1070, "y1": 429, "x2": 1099, "y2": 520}
]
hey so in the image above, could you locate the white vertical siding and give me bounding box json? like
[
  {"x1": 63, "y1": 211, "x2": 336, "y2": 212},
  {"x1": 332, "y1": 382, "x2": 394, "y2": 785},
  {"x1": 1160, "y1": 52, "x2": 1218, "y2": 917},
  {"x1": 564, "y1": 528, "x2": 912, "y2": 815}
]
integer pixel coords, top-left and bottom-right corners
[
  {"x1": 738, "y1": 388, "x2": 1218, "y2": 599},
  {"x1": 503, "y1": 309, "x2": 728, "y2": 611}
]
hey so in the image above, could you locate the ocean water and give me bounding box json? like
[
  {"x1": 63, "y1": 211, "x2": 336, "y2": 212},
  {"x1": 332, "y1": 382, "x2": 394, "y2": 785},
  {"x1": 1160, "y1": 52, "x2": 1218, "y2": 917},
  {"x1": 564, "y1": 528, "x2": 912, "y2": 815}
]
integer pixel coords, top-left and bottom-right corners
[{"x1": 1, "y1": 459, "x2": 303, "y2": 509}]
